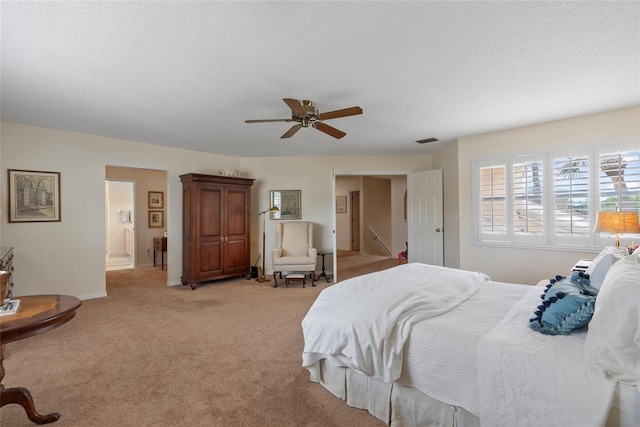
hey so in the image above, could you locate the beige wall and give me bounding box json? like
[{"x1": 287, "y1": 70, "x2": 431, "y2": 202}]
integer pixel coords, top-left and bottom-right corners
[
  {"x1": 0, "y1": 122, "x2": 242, "y2": 298},
  {"x1": 362, "y1": 176, "x2": 392, "y2": 256},
  {"x1": 458, "y1": 106, "x2": 640, "y2": 284},
  {"x1": 0, "y1": 121, "x2": 432, "y2": 298},
  {"x1": 3, "y1": 106, "x2": 635, "y2": 298},
  {"x1": 241, "y1": 156, "x2": 432, "y2": 282}
]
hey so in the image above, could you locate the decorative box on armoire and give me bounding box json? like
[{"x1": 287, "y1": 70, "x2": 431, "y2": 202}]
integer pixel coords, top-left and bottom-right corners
[{"x1": 180, "y1": 174, "x2": 255, "y2": 289}]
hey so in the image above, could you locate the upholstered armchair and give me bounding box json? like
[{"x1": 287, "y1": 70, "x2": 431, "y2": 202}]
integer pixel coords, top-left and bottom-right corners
[{"x1": 271, "y1": 221, "x2": 317, "y2": 287}]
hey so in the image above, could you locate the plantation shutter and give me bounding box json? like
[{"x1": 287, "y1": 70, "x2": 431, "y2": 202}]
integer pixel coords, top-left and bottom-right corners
[
  {"x1": 598, "y1": 150, "x2": 640, "y2": 212},
  {"x1": 478, "y1": 163, "x2": 507, "y2": 241},
  {"x1": 552, "y1": 153, "x2": 590, "y2": 245}
]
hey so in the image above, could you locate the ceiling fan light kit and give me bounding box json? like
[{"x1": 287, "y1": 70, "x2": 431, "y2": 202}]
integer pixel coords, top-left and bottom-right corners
[{"x1": 245, "y1": 98, "x2": 363, "y2": 139}]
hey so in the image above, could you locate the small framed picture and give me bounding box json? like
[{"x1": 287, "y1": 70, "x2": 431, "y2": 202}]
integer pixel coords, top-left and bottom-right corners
[
  {"x1": 8, "y1": 169, "x2": 61, "y2": 222},
  {"x1": 336, "y1": 195, "x2": 347, "y2": 213},
  {"x1": 148, "y1": 191, "x2": 164, "y2": 209},
  {"x1": 270, "y1": 190, "x2": 301, "y2": 220},
  {"x1": 148, "y1": 210, "x2": 164, "y2": 228}
]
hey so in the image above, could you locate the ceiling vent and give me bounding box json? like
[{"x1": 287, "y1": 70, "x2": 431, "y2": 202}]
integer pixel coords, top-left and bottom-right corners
[{"x1": 416, "y1": 138, "x2": 438, "y2": 144}]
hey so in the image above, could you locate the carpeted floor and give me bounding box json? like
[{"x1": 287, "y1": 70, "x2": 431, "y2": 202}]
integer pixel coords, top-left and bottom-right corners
[
  {"x1": 336, "y1": 252, "x2": 398, "y2": 282},
  {"x1": 0, "y1": 255, "x2": 396, "y2": 427}
]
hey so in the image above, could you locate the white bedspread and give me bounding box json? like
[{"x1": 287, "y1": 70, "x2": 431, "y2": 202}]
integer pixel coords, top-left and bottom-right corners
[
  {"x1": 398, "y1": 280, "x2": 530, "y2": 416},
  {"x1": 477, "y1": 285, "x2": 617, "y2": 427},
  {"x1": 301, "y1": 263, "x2": 489, "y2": 383}
]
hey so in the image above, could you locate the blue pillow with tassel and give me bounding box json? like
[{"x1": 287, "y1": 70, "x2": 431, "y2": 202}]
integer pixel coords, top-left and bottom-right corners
[{"x1": 529, "y1": 275, "x2": 598, "y2": 335}]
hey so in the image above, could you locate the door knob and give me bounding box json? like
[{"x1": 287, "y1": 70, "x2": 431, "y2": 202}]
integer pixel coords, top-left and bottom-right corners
[{"x1": 436, "y1": 228, "x2": 442, "y2": 233}]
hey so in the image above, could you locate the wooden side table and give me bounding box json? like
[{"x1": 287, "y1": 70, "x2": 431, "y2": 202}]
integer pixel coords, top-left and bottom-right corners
[
  {"x1": 316, "y1": 250, "x2": 333, "y2": 283},
  {"x1": 1, "y1": 295, "x2": 82, "y2": 424},
  {"x1": 153, "y1": 237, "x2": 167, "y2": 270}
]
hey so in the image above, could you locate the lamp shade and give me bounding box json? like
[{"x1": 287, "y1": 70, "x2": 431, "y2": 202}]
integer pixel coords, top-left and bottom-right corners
[{"x1": 593, "y1": 211, "x2": 640, "y2": 234}]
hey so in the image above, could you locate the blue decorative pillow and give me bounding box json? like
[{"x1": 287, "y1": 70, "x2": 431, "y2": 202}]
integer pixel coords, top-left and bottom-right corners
[
  {"x1": 569, "y1": 270, "x2": 590, "y2": 286},
  {"x1": 529, "y1": 275, "x2": 598, "y2": 335}
]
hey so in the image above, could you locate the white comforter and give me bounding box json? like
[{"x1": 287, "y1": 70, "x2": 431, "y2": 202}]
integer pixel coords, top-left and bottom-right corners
[
  {"x1": 477, "y1": 285, "x2": 616, "y2": 427},
  {"x1": 301, "y1": 263, "x2": 489, "y2": 382},
  {"x1": 397, "y1": 280, "x2": 530, "y2": 416}
]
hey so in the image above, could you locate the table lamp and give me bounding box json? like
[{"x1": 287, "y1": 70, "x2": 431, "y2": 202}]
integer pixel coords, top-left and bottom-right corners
[
  {"x1": 593, "y1": 211, "x2": 640, "y2": 250},
  {"x1": 256, "y1": 206, "x2": 279, "y2": 283}
]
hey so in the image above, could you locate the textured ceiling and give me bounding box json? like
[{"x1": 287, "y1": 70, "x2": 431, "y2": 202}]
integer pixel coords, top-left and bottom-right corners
[{"x1": 1, "y1": 1, "x2": 639, "y2": 158}]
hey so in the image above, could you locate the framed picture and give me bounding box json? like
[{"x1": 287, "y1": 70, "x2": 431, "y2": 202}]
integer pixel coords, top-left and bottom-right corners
[
  {"x1": 270, "y1": 190, "x2": 301, "y2": 220},
  {"x1": 148, "y1": 210, "x2": 164, "y2": 228},
  {"x1": 8, "y1": 169, "x2": 61, "y2": 222},
  {"x1": 336, "y1": 195, "x2": 347, "y2": 213},
  {"x1": 148, "y1": 191, "x2": 164, "y2": 209}
]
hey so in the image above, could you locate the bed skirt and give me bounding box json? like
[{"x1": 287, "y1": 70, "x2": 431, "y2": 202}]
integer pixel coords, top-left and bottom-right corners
[
  {"x1": 306, "y1": 360, "x2": 479, "y2": 427},
  {"x1": 306, "y1": 360, "x2": 639, "y2": 427}
]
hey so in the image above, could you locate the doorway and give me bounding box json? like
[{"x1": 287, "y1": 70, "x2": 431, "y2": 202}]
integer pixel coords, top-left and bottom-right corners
[
  {"x1": 105, "y1": 180, "x2": 135, "y2": 271},
  {"x1": 334, "y1": 174, "x2": 407, "y2": 282}
]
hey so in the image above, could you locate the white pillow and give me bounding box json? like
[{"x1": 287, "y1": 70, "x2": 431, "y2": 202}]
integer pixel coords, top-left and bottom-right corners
[
  {"x1": 583, "y1": 255, "x2": 640, "y2": 385},
  {"x1": 584, "y1": 247, "x2": 624, "y2": 290}
]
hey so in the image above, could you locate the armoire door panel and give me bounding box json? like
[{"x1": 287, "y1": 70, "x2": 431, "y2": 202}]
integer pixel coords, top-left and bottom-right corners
[
  {"x1": 199, "y1": 241, "x2": 222, "y2": 274},
  {"x1": 200, "y1": 188, "x2": 222, "y2": 237},
  {"x1": 226, "y1": 190, "x2": 248, "y2": 236},
  {"x1": 224, "y1": 239, "x2": 248, "y2": 270}
]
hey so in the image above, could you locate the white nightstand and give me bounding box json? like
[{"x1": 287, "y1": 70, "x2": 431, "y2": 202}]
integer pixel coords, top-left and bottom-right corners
[
  {"x1": 571, "y1": 259, "x2": 592, "y2": 273},
  {"x1": 535, "y1": 259, "x2": 593, "y2": 287}
]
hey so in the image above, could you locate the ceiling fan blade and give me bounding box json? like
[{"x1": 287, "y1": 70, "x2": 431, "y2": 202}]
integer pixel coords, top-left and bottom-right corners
[
  {"x1": 283, "y1": 98, "x2": 306, "y2": 116},
  {"x1": 281, "y1": 124, "x2": 303, "y2": 139},
  {"x1": 245, "y1": 119, "x2": 292, "y2": 123},
  {"x1": 318, "y1": 106, "x2": 363, "y2": 121},
  {"x1": 313, "y1": 122, "x2": 346, "y2": 139}
]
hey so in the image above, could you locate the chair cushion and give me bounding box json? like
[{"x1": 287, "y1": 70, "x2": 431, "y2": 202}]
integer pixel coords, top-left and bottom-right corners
[
  {"x1": 273, "y1": 256, "x2": 314, "y2": 266},
  {"x1": 281, "y1": 222, "x2": 311, "y2": 256}
]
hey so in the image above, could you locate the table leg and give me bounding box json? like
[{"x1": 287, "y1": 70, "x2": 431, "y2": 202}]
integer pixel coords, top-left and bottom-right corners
[
  {"x1": 317, "y1": 254, "x2": 331, "y2": 282},
  {"x1": 0, "y1": 345, "x2": 60, "y2": 424}
]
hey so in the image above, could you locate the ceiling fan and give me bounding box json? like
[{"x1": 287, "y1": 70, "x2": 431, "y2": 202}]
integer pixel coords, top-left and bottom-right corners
[{"x1": 245, "y1": 98, "x2": 363, "y2": 139}]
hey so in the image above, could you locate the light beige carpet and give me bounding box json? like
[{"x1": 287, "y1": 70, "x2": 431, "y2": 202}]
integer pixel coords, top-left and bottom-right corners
[
  {"x1": 336, "y1": 253, "x2": 398, "y2": 282},
  {"x1": 0, "y1": 258, "x2": 395, "y2": 427}
]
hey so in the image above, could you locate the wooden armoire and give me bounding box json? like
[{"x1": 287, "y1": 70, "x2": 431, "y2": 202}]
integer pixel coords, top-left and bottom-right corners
[{"x1": 180, "y1": 174, "x2": 255, "y2": 289}]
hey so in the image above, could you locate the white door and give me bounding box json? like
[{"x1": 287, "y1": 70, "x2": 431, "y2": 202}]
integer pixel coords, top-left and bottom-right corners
[{"x1": 407, "y1": 170, "x2": 443, "y2": 265}]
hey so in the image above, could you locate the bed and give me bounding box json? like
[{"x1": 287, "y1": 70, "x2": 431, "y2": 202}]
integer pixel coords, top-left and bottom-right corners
[{"x1": 301, "y1": 252, "x2": 640, "y2": 426}]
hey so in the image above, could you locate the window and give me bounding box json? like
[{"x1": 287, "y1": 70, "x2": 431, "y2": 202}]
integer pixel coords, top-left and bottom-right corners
[{"x1": 473, "y1": 139, "x2": 640, "y2": 250}]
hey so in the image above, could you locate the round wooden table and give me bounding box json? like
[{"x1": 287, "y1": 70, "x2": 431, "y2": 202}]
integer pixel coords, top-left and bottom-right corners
[{"x1": 0, "y1": 295, "x2": 82, "y2": 424}]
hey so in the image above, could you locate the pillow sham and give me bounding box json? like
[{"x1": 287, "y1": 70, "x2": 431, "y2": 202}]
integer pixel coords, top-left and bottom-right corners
[
  {"x1": 529, "y1": 275, "x2": 598, "y2": 336},
  {"x1": 584, "y1": 247, "x2": 624, "y2": 290},
  {"x1": 583, "y1": 255, "x2": 640, "y2": 385}
]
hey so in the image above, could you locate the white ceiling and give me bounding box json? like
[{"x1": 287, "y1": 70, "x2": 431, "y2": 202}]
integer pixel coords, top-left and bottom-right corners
[{"x1": 1, "y1": 1, "x2": 639, "y2": 158}]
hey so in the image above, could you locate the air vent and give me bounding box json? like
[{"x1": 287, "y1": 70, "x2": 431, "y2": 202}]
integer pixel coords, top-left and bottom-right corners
[{"x1": 416, "y1": 138, "x2": 438, "y2": 144}]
